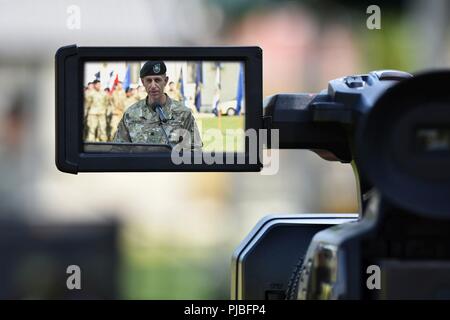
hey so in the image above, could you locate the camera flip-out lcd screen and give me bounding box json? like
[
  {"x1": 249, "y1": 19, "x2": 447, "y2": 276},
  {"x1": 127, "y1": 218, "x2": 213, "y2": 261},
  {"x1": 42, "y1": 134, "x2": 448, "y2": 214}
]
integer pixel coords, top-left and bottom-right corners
[
  {"x1": 83, "y1": 60, "x2": 246, "y2": 154},
  {"x1": 55, "y1": 46, "x2": 263, "y2": 173}
]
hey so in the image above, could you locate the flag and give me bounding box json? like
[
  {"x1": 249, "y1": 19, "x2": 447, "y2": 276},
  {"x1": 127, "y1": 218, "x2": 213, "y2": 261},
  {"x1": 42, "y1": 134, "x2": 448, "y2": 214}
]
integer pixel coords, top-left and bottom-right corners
[
  {"x1": 109, "y1": 73, "x2": 119, "y2": 93},
  {"x1": 107, "y1": 70, "x2": 114, "y2": 89},
  {"x1": 212, "y1": 62, "x2": 221, "y2": 116},
  {"x1": 107, "y1": 71, "x2": 119, "y2": 93},
  {"x1": 94, "y1": 71, "x2": 100, "y2": 81},
  {"x1": 194, "y1": 62, "x2": 203, "y2": 112},
  {"x1": 235, "y1": 62, "x2": 244, "y2": 115},
  {"x1": 178, "y1": 67, "x2": 185, "y2": 99},
  {"x1": 123, "y1": 66, "x2": 131, "y2": 90}
]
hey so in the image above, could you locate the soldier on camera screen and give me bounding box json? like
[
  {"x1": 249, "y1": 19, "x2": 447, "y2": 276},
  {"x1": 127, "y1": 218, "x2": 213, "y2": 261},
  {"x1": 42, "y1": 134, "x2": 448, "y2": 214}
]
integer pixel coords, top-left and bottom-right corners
[{"x1": 113, "y1": 61, "x2": 202, "y2": 150}]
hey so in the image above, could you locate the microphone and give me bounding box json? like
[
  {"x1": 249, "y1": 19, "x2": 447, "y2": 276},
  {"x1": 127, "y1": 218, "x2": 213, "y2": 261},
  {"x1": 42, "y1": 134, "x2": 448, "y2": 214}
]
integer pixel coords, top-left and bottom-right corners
[
  {"x1": 152, "y1": 103, "x2": 168, "y2": 123},
  {"x1": 151, "y1": 102, "x2": 171, "y2": 147}
]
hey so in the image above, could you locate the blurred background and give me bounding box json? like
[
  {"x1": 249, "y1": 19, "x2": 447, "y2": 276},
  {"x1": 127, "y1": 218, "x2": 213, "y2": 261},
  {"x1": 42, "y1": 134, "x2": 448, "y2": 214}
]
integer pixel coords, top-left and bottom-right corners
[{"x1": 0, "y1": 0, "x2": 449, "y2": 299}]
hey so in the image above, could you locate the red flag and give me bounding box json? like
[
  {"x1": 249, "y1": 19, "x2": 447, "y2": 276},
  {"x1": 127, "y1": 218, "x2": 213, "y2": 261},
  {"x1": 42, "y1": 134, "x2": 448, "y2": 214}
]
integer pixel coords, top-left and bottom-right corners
[{"x1": 110, "y1": 73, "x2": 119, "y2": 93}]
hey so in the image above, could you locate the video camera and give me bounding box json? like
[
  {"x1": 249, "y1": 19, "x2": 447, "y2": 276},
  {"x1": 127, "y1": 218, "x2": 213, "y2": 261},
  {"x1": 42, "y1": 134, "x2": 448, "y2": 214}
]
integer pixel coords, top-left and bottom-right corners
[
  {"x1": 55, "y1": 46, "x2": 450, "y2": 299},
  {"x1": 233, "y1": 69, "x2": 450, "y2": 299}
]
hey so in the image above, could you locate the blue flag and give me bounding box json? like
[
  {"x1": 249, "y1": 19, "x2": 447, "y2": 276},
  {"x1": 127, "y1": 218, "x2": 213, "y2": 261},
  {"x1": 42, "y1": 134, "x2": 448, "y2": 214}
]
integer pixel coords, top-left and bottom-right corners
[
  {"x1": 235, "y1": 62, "x2": 244, "y2": 115},
  {"x1": 212, "y1": 62, "x2": 221, "y2": 116},
  {"x1": 194, "y1": 62, "x2": 203, "y2": 112},
  {"x1": 178, "y1": 67, "x2": 184, "y2": 98},
  {"x1": 123, "y1": 66, "x2": 131, "y2": 90}
]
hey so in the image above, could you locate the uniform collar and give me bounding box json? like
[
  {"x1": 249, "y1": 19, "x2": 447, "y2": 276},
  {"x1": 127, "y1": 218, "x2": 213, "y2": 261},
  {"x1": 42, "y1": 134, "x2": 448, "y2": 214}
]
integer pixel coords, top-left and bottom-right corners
[{"x1": 141, "y1": 93, "x2": 172, "y2": 120}]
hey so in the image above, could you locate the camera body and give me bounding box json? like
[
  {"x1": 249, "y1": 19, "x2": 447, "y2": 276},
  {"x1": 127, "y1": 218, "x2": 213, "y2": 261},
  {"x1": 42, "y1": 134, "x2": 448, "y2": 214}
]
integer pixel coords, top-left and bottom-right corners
[
  {"x1": 233, "y1": 70, "x2": 450, "y2": 299},
  {"x1": 54, "y1": 46, "x2": 450, "y2": 299}
]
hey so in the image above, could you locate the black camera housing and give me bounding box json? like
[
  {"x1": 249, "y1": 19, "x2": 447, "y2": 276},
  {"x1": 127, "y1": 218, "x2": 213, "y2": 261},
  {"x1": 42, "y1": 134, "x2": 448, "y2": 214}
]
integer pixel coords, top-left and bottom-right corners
[
  {"x1": 55, "y1": 45, "x2": 263, "y2": 174},
  {"x1": 233, "y1": 69, "x2": 450, "y2": 300}
]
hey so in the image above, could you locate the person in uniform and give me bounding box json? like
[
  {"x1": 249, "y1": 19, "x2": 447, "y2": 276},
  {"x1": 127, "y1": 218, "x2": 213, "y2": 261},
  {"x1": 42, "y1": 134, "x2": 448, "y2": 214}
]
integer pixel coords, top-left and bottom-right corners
[
  {"x1": 85, "y1": 80, "x2": 109, "y2": 142},
  {"x1": 166, "y1": 81, "x2": 183, "y2": 102},
  {"x1": 137, "y1": 85, "x2": 147, "y2": 100},
  {"x1": 113, "y1": 61, "x2": 202, "y2": 150},
  {"x1": 124, "y1": 87, "x2": 139, "y2": 111},
  {"x1": 109, "y1": 81, "x2": 127, "y2": 140},
  {"x1": 83, "y1": 82, "x2": 94, "y2": 139}
]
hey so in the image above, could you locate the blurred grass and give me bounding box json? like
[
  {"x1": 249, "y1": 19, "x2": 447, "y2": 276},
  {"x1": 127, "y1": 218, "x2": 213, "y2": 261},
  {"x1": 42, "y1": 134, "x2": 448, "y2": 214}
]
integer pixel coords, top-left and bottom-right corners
[
  {"x1": 119, "y1": 228, "x2": 229, "y2": 299},
  {"x1": 196, "y1": 115, "x2": 245, "y2": 152},
  {"x1": 359, "y1": 14, "x2": 416, "y2": 71}
]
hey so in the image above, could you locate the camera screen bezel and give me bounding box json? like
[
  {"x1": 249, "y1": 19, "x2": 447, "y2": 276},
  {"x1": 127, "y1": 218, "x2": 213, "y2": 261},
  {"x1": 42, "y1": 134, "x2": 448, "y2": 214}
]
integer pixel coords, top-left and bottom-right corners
[{"x1": 55, "y1": 45, "x2": 263, "y2": 174}]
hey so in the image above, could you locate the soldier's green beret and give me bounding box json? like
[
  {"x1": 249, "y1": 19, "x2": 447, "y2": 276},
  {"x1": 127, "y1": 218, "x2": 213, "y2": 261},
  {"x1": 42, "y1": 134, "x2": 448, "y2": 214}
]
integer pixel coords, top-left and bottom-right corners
[{"x1": 140, "y1": 61, "x2": 167, "y2": 77}]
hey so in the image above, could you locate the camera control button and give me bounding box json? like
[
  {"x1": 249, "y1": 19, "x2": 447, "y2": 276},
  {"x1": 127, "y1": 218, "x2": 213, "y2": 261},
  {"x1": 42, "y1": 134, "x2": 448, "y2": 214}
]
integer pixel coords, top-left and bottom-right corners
[
  {"x1": 344, "y1": 76, "x2": 365, "y2": 88},
  {"x1": 375, "y1": 70, "x2": 412, "y2": 81}
]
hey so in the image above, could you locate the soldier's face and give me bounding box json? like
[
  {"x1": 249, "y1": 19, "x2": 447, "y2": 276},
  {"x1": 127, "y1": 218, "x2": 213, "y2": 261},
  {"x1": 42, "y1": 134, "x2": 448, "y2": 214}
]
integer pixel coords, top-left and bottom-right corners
[
  {"x1": 94, "y1": 82, "x2": 101, "y2": 91},
  {"x1": 141, "y1": 75, "x2": 168, "y2": 102}
]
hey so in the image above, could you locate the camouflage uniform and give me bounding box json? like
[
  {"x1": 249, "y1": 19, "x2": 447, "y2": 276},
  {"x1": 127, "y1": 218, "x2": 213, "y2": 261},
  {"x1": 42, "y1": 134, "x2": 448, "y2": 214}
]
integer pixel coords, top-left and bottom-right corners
[
  {"x1": 167, "y1": 88, "x2": 183, "y2": 102},
  {"x1": 137, "y1": 89, "x2": 147, "y2": 101},
  {"x1": 124, "y1": 95, "x2": 139, "y2": 111},
  {"x1": 85, "y1": 89, "x2": 109, "y2": 142},
  {"x1": 110, "y1": 88, "x2": 127, "y2": 139},
  {"x1": 113, "y1": 94, "x2": 202, "y2": 149},
  {"x1": 83, "y1": 89, "x2": 93, "y2": 140}
]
